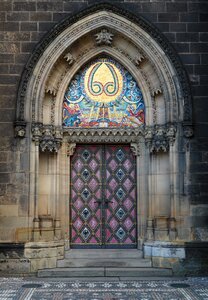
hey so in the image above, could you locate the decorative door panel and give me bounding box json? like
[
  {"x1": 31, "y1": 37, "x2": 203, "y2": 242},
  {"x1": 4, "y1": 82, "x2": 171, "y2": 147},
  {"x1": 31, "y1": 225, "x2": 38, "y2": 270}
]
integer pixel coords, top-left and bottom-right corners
[
  {"x1": 105, "y1": 145, "x2": 137, "y2": 247},
  {"x1": 71, "y1": 145, "x2": 102, "y2": 246},
  {"x1": 70, "y1": 144, "x2": 137, "y2": 248}
]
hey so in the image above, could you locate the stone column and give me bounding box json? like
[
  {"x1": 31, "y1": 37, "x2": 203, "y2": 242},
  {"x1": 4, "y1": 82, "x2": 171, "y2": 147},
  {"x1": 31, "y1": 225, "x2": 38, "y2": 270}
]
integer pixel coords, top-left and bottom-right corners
[
  {"x1": 145, "y1": 130, "x2": 154, "y2": 241},
  {"x1": 65, "y1": 142, "x2": 76, "y2": 248},
  {"x1": 167, "y1": 125, "x2": 177, "y2": 240},
  {"x1": 31, "y1": 124, "x2": 42, "y2": 241},
  {"x1": 54, "y1": 151, "x2": 61, "y2": 239}
]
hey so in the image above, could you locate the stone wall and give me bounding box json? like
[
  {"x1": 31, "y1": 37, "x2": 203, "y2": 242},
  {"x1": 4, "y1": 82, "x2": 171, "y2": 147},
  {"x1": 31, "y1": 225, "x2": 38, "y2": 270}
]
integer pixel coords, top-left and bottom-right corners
[{"x1": 0, "y1": 0, "x2": 207, "y2": 273}]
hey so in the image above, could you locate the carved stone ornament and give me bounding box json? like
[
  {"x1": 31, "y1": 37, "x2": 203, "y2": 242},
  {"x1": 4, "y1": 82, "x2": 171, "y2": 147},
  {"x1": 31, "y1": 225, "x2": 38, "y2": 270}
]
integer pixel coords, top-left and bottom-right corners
[
  {"x1": 67, "y1": 143, "x2": 76, "y2": 156},
  {"x1": 95, "y1": 28, "x2": 114, "y2": 46},
  {"x1": 134, "y1": 53, "x2": 145, "y2": 66},
  {"x1": 14, "y1": 120, "x2": 26, "y2": 138},
  {"x1": 64, "y1": 127, "x2": 144, "y2": 144},
  {"x1": 64, "y1": 52, "x2": 74, "y2": 65},
  {"x1": 130, "y1": 143, "x2": 140, "y2": 156},
  {"x1": 32, "y1": 123, "x2": 63, "y2": 152},
  {"x1": 45, "y1": 86, "x2": 57, "y2": 96},
  {"x1": 183, "y1": 123, "x2": 194, "y2": 138},
  {"x1": 145, "y1": 124, "x2": 177, "y2": 153},
  {"x1": 63, "y1": 124, "x2": 176, "y2": 152}
]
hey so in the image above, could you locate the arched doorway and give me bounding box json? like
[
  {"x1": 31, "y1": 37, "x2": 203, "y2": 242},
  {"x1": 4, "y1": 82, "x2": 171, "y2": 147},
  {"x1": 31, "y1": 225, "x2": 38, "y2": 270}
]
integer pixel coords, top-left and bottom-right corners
[
  {"x1": 64, "y1": 57, "x2": 144, "y2": 248},
  {"x1": 15, "y1": 4, "x2": 193, "y2": 271}
]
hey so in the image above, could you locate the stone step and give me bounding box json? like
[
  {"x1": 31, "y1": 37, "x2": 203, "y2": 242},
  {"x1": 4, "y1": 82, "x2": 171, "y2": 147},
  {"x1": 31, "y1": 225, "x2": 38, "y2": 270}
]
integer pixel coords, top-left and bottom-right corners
[
  {"x1": 38, "y1": 267, "x2": 172, "y2": 278},
  {"x1": 57, "y1": 258, "x2": 152, "y2": 268},
  {"x1": 65, "y1": 249, "x2": 143, "y2": 259}
]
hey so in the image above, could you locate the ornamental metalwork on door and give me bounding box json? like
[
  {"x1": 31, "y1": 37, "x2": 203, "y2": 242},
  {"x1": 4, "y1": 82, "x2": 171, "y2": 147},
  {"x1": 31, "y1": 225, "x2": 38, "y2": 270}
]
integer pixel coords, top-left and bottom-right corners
[{"x1": 70, "y1": 144, "x2": 137, "y2": 248}]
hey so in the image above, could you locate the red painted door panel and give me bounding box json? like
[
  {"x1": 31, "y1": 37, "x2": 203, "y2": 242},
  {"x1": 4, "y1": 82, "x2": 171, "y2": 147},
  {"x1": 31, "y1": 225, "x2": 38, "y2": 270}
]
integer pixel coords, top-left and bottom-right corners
[{"x1": 70, "y1": 145, "x2": 137, "y2": 248}]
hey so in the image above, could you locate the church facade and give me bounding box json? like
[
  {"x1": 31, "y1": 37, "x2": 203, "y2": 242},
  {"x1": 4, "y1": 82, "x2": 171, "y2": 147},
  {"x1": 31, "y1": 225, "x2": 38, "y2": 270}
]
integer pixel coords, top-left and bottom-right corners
[{"x1": 0, "y1": 1, "x2": 207, "y2": 275}]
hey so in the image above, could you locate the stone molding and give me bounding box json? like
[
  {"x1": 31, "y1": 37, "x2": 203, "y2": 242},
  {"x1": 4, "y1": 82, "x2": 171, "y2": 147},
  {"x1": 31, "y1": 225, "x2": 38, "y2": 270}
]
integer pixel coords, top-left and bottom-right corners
[{"x1": 31, "y1": 123, "x2": 177, "y2": 154}]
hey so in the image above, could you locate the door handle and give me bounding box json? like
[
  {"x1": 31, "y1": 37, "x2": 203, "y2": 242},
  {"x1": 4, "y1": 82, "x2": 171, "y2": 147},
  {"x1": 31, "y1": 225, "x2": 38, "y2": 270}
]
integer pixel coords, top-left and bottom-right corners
[
  {"x1": 94, "y1": 199, "x2": 102, "y2": 204},
  {"x1": 105, "y1": 200, "x2": 113, "y2": 203}
]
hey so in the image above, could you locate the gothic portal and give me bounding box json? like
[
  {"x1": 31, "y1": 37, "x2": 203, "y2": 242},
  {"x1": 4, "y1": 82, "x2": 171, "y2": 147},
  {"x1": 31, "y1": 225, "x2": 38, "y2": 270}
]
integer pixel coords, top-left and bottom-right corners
[{"x1": 13, "y1": 4, "x2": 195, "y2": 273}]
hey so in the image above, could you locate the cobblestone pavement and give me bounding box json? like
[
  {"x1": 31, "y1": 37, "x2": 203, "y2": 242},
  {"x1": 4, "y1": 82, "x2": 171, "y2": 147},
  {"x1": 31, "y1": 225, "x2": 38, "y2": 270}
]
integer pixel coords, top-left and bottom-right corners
[{"x1": 0, "y1": 277, "x2": 207, "y2": 300}]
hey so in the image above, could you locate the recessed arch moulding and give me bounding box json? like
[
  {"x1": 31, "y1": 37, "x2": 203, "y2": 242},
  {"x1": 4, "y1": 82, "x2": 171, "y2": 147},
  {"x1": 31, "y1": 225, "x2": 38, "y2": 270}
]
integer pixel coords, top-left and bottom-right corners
[{"x1": 15, "y1": 6, "x2": 194, "y2": 259}]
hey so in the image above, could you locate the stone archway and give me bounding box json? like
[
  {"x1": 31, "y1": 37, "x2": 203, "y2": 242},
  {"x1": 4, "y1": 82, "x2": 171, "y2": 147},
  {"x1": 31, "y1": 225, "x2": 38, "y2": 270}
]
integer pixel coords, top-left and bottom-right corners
[{"x1": 15, "y1": 4, "x2": 193, "y2": 271}]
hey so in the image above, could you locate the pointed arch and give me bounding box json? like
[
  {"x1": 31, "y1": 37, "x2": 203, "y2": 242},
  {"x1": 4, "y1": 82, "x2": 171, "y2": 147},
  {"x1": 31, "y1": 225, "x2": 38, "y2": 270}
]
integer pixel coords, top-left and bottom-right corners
[{"x1": 15, "y1": 3, "x2": 192, "y2": 130}]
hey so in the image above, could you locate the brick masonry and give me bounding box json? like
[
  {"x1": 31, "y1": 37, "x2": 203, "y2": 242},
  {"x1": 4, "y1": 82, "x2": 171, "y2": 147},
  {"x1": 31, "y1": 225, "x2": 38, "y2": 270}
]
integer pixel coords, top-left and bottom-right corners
[{"x1": 0, "y1": 1, "x2": 207, "y2": 238}]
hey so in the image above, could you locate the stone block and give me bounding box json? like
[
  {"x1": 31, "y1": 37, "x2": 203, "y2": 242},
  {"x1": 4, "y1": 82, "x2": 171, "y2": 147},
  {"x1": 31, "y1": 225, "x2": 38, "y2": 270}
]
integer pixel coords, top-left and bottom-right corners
[
  {"x1": 0, "y1": 65, "x2": 9, "y2": 74},
  {"x1": 188, "y1": 23, "x2": 208, "y2": 32},
  {"x1": 180, "y1": 54, "x2": 200, "y2": 65},
  {"x1": 0, "y1": 184, "x2": 6, "y2": 196},
  {"x1": 180, "y1": 13, "x2": 198, "y2": 22},
  {"x1": 0, "y1": 12, "x2": 5, "y2": 21},
  {"x1": 0, "y1": 22, "x2": 19, "y2": 31},
  {"x1": 15, "y1": 53, "x2": 30, "y2": 64},
  {"x1": 0, "y1": 205, "x2": 18, "y2": 216},
  {"x1": 20, "y1": 22, "x2": 37, "y2": 31},
  {"x1": 21, "y1": 42, "x2": 36, "y2": 53},
  {"x1": 0, "y1": 2, "x2": 12, "y2": 11},
  {"x1": 25, "y1": 247, "x2": 58, "y2": 259},
  {"x1": 40, "y1": 228, "x2": 54, "y2": 241},
  {"x1": 173, "y1": 42, "x2": 189, "y2": 53},
  {"x1": 0, "y1": 54, "x2": 14, "y2": 63},
  {"x1": 39, "y1": 22, "x2": 56, "y2": 32},
  {"x1": 52, "y1": 12, "x2": 69, "y2": 22},
  {"x1": 30, "y1": 257, "x2": 57, "y2": 272},
  {"x1": 152, "y1": 257, "x2": 179, "y2": 269},
  {"x1": 7, "y1": 12, "x2": 29, "y2": 21},
  {"x1": 63, "y1": 2, "x2": 88, "y2": 12},
  {"x1": 9, "y1": 64, "x2": 24, "y2": 75},
  {"x1": 141, "y1": 2, "x2": 166, "y2": 12},
  {"x1": 188, "y1": 2, "x2": 208, "y2": 13},
  {"x1": 0, "y1": 173, "x2": 10, "y2": 184},
  {"x1": 155, "y1": 23, "x2": 169, "y2": 32},
  {"x1": 15, "y1": 227, "x2": 32, "y2": 242},
  {"x1": 0, "y1": 258, "x2": 30, "y2": 274},
  {"x1": 140, "y1": 13, "x2": 158, "y2": 23},
  {"x1": 170, "y1": 23, "x2": 187, "y2": 32},
  {"x1": 0, "y1": 85, "x2": 17, "y2": 96},
  {"x1": 200, "y1": 33, "x2": 208, "y2": 42},
  {"x1": 37, "y1": 2, "x2": 63, "y2": 11},
  {"x1": 164, "y1": 33, "x2": 176, "y2": 42},
  {"x1": 30, "y1": 12, "x2": 52, "y2": 22},
  {"x1": 191, "y1": 43, "x2": 208, "y2": 53},
  {"x1": 13, "y1": 2, "x2": 36, "y2": 11},
  {"x1": 0, "y1": 109, "x2": 15, "y2": 121},
  {"x1": 176, "y1": 32, "x2": 199, "y2": 42},
  {"x1": 158, "y1": 13, "x2": 179, "y2": 22}
]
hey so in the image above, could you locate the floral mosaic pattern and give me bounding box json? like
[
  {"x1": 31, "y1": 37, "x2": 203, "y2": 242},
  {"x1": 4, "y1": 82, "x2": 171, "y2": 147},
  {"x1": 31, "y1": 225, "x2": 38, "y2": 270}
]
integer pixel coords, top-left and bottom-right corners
[
  {"x1": 0, "y1": 277, "x2": 208, "y2": 300},
  {"x1": 63, "y1": 58, "x2": 145, "y2": 128}
]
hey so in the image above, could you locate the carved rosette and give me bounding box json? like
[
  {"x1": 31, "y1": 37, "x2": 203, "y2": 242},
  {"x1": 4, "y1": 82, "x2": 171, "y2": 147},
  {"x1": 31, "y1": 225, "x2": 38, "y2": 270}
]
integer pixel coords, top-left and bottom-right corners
[
  {"x1": 32, "y1": 123, "x2": 63, "y2": 152},
  {"x1": 95, "y1": 28, "x2": 114, "y2": 46}
]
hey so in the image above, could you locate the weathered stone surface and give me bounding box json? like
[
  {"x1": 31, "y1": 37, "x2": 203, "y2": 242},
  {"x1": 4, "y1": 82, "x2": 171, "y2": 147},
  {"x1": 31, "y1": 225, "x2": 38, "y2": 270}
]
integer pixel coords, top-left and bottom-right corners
[{"x1": 0, "y1": 258, "x2": 30, "y2": 274}]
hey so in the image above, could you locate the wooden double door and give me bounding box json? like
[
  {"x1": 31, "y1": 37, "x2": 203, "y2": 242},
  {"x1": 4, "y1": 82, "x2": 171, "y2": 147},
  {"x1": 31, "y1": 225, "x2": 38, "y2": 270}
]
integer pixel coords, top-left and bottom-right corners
[{"x1": 70, "y1": 144, "x2": 137, "y2": 248}]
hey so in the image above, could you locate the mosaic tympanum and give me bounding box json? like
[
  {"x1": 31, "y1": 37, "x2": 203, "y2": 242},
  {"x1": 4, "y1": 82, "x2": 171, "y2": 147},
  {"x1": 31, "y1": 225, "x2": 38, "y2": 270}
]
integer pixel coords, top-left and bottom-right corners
[{"x1": 63, "y1": 58, "x2": 145, "y2": 128}]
